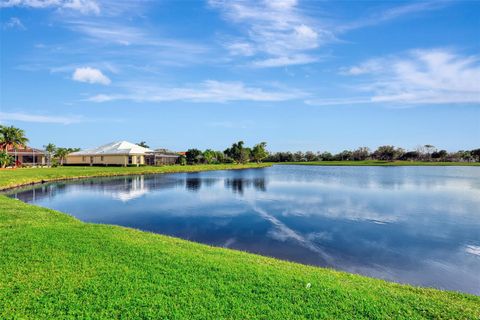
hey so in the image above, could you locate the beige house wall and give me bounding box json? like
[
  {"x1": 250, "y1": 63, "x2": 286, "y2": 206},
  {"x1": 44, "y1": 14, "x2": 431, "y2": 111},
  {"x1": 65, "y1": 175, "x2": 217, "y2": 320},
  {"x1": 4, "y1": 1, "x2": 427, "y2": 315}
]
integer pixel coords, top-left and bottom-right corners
[{"x1": 66, "y1": 154, "x2": 145, "y2": 166}]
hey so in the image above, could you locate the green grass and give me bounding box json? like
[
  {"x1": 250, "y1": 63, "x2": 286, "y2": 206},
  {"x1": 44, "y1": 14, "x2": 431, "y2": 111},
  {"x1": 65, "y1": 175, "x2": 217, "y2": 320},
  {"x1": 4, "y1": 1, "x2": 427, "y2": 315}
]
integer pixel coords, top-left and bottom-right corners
[
  {"x1": 279, "y1": 160, "x2": 480, "y2": 166},
  {"x1": 1, "y1": 165, "x2": 479, "y2": 319}
]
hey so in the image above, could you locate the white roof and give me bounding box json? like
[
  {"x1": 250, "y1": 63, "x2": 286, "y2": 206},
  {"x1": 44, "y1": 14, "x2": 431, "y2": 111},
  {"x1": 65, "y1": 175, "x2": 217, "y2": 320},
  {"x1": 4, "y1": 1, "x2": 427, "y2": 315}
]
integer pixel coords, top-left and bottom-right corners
[{"x1": 69, "y1": 141, "x2": 153, "y2": 156}]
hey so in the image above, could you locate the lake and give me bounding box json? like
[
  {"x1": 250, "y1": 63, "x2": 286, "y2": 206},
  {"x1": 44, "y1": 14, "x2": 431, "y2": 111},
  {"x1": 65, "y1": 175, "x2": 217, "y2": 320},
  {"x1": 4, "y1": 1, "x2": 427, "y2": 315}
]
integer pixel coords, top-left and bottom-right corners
[{"x1": 6, "y1": 165, "x2": 480, "y2": 295}]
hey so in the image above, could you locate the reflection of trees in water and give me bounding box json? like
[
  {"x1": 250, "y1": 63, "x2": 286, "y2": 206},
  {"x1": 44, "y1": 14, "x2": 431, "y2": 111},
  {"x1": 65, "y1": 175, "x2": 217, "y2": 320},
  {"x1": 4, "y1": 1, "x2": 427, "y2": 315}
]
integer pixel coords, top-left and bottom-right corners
[
  {"x1": 223, "y1": 178, "x2": 267, "y2": 195},
  {"x1": 185, "y1": 178, "x2": 202, "y2": 192},
  {"x1": 182, "y1": 176, "x2": 267, "y2": 194}
]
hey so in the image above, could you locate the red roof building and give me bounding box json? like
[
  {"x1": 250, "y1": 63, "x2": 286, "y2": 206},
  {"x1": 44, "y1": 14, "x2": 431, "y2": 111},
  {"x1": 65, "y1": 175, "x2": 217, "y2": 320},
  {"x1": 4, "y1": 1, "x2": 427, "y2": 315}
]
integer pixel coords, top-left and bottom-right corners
[{"x1": 6, "y1": 145, "x2": 46, "y2": 166}]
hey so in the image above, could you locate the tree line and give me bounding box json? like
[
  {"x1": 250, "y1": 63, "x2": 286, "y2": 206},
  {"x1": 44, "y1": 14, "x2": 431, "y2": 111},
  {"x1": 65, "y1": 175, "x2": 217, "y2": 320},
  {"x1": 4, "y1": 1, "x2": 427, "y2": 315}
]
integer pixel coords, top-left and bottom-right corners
[
  {"x1": 1, "y1": 125, "x2": 478, "y2": 167},
  {"x1": 266, "y1": 145, "x2": 480, "y2": 163},
  {"x1": 182, "y1": 141, "x2": 268, "y2": 165}
]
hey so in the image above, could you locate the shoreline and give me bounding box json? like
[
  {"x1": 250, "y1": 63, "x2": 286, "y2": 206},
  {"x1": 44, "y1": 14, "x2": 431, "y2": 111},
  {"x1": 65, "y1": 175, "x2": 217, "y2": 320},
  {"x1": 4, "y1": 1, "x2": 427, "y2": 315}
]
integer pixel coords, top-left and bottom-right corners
[
  {"x1": 276, "y1": 160, "x2": 480, "y2": 166},
  {"x1": 0, "y1": 163, "x2": 272, "y2": 192}
]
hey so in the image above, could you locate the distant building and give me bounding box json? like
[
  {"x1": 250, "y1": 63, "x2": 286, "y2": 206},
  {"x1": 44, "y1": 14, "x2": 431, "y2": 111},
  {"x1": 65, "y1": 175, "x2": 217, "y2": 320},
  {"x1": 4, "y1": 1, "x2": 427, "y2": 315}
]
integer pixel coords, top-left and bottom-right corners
[
  {"x1": 145, "y1": 149, "x2": 180, "y2": 165},
  {"x1": 66, "y1": 141, "x2": 153, "y2": 166},
  {"x1": 6, "y1": 145, "x2": 46, "y2": 166}
]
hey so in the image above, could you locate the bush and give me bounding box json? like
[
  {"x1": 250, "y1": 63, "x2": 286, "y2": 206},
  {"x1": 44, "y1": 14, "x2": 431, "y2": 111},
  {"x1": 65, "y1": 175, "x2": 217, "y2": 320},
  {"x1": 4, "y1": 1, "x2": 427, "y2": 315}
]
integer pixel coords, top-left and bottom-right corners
[{"x1": 0, "y1": 152, "x2": 14, "y2": 168}]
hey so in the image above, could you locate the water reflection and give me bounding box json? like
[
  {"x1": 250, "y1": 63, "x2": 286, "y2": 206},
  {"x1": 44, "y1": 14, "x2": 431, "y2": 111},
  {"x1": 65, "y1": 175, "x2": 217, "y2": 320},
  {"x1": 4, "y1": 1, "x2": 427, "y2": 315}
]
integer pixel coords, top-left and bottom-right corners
[{"x1": 5, "y1": 165, "x2": 480, "y2": 295}]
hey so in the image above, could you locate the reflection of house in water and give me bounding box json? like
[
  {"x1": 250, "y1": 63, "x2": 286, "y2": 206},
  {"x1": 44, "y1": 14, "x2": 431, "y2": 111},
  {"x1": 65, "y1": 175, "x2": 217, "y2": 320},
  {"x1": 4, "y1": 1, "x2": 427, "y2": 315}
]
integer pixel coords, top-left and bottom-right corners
[
  {"x1": 6, "y1": 174, "x2": 186, "y2": 203},
  {"x1": 110, "y1": 176, "x2": 148, "y2": 202}
]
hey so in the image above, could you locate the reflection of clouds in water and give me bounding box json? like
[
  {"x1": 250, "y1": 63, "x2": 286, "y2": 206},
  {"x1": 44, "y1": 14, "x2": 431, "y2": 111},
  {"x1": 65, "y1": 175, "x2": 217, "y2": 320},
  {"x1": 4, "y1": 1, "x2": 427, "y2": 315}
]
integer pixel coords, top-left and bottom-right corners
[
  {"x1": 110, "y1": 189, "x2": 149, "y2": 202},
  {"x1": 250, "y1": 204, "x2": 333, "y2": 264},
  {"x1": 268, "y1": 179, "x2": 480, "y2": 201},
  {"x1": 223, "y1": 237, "x2": 236, "y2": 248},
  {"x1": 465, "y1": 245, "x2": 480, "y2": 257},
  {"x1": 276, "y1": 165, "x2": 480, "y2": 192},
  {"x1": 251, "y1": 192, "x2": 400, "y2": 224}
]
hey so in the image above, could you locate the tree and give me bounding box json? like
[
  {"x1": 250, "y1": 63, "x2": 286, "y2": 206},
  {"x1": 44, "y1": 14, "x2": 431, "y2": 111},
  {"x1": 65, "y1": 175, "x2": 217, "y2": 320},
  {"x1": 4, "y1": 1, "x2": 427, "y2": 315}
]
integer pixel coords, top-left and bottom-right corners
[
  {"x1": 431, "y1": 150, "x2": 448, "y2": 161},
  {"x1": 335, "y1": 150, "x2": 353, "y2": 161},
  {"x1": 373, "y1": 146, "x2": 401, "y2": 161},
  {"x1": 137, "y1": 141, "x2": 150, "y2": 148},
  {"x1": 54, "y1": 148, "x2": 71, "y2": 166},
  {"x1": 305, "y1": 151, "x2": 318, "y2": 162},
  {"x1": 352, "y1": 147, "x2": 370, "y2": 161},
  {"x1": 224, "y1": 141, "x2": 248, "y2": 164},
  {"x1": 177, "y1": 155, "x2": 187, "y2": 166},
  {"x1": 215, "y1": 151, "x2": 225, "y2": 163},
  {"x1": 0, "y1": 125, "x2": 29, "y2": 152},
  {"x1": 44, "y1": 143, "x2": 56, "y2": 167},
  {"x1": 0, "y1": 125, "x2": 29, "y2": 168},
  {"x1": 251, "y1": 142, "x2": 268, "y2": 163},
  {"x1": 240, "y1": 147, "x2": 251, "y2": 164},
  {"x1": 470, "y1": 149, "x2": 480, "y2": 162},
  {"x1": 202, "y1": 149, "x2": 217, "y2": 164},
  {"x1": 0, "y1": 152, "x2": 13, "y2": 168},
  {"x1": 401, "y1": 151, "x2": 420, "y2": 161},
  {"x1": 320, "y1": 152, "x2": 334, "y2": 161},
  {"x1": 186, "y1": 149, "x2": 202, "y2": 165}
]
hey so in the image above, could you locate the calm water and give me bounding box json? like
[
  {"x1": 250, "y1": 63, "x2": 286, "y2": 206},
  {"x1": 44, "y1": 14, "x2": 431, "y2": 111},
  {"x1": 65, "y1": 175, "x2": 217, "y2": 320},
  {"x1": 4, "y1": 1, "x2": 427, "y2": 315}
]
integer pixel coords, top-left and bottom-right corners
[{"x1": 6, "y1": 165, "x2": 480, "y2": 295}]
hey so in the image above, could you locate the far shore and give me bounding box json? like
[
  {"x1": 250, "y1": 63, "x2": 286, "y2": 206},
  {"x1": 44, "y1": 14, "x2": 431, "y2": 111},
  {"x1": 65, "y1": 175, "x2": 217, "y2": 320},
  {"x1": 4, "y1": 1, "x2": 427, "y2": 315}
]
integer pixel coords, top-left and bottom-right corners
[{"x1": 277, "y1": 160, "x2": 480, "y2": 166}]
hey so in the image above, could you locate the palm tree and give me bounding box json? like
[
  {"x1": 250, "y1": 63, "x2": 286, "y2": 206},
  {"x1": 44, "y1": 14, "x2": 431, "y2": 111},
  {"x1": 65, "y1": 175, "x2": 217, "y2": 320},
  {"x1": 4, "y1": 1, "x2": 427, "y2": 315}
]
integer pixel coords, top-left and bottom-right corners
[
  {"x1": 43, "y1": 143, "x2": 56, "y2": 167},
  {"x1": 0, "y1": 125, "x2": 29, "y2": 152},
  {"x1": 54, "y1": 148, "x2": 70, "y2": 166},
  {"x1": 0, "y1": 125, "x2": 29, "y2": 168}
]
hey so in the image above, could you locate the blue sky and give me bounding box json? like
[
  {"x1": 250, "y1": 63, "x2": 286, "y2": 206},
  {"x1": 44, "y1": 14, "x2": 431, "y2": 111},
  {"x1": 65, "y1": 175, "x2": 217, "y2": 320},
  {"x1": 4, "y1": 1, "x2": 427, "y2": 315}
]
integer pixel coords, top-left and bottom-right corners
[{"x1": 0, "y1": 0, "x2": 479, "y2": 152}]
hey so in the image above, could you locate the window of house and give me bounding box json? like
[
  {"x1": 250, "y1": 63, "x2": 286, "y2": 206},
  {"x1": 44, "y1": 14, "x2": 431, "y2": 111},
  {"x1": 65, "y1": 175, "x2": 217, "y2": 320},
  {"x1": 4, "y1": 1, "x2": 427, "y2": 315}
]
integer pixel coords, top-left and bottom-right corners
[{"x1": 101, "y1": 156, "x2": 104, "y2": 161}]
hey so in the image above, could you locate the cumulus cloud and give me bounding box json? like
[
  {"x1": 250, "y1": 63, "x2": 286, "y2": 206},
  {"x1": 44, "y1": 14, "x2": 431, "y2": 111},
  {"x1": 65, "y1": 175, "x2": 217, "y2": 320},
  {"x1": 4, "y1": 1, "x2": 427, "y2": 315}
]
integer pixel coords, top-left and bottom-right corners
[
  {"x1": 309, "y1": 49, "x2": 480, "y2": 106},
  {"x1": 1, "y1": 0, "x2": 100, "y2": 15},
  {"x1": 72, "y1": 67, "x2": 111, "y2": 85},
  {"x1": 88, "y1": 80, "x2": 305, "y2": 103}
]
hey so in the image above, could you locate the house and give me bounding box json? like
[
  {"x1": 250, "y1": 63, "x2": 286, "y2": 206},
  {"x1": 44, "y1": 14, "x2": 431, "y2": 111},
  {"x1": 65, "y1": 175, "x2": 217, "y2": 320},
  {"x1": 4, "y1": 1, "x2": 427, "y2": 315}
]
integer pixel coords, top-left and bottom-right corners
[
  {"x1": 145, "y1": 149, "x2": 180, "y2": 165},
  {"x1": 66, "y1": 141, "x2": 153, "y2": 166},
  {"x1": 6, "y1": 145, "x2": 46, "y2": 166}
]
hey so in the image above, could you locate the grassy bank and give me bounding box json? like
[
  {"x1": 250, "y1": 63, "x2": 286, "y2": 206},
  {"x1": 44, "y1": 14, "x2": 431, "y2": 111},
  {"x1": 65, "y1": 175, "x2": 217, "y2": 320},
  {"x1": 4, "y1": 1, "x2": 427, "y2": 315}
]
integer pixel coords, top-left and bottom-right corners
[
  {"x1": 1, "y1": 166, "x2": 479, "y2": 319},
  {"x1": 278, "y1": 160, "x2": 480, "y2": 166}
]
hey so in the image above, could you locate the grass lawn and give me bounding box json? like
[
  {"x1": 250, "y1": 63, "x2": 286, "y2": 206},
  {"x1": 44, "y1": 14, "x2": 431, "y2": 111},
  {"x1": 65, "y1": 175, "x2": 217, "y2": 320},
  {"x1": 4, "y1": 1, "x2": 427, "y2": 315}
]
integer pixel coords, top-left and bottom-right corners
[
  {"x1": 278, "y1": 160, "x2": 480, "y2": 166},
  {"x1": 1, "y1": 165, "x2": 479, "y2": 319}
]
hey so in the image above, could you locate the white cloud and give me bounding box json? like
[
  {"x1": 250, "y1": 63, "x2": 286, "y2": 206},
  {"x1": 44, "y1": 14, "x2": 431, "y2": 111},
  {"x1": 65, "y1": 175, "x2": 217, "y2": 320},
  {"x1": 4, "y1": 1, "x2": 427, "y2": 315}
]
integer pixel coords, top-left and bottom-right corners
[
  {"x1": 209, "y1": 0, "x2": 331, "y2": 67},
  {"x1": 252, "y1": 54, "x2": 317, "y2": 68},
  {"x1": 3, "y1": 17, "x2": 26, "y2": 30},
  {"x1": 72, "y1": 67, "x2": 111, "y2": 85},
  {"x1": 0, "y1": 112, "x2": 81, "y2": 124},
  {"x1": 310, "y1": 49, "x2": 480, "y2": 106},
  {"x1": 88, "y1": 80, "x2": 305, "y2": 103},
  {"x1": 227, "y1": 42, "x2": 256, "y2": 56},
  {"x1": 210, "y1": 0, "x2": 454, "y2": 68},
  {"x1": 1, "y1": 0, "x2": 100, "y2": 14},
  {"x1": 61, "y1": 0, "x2": 99, "y2": 14},
  {"x1": 338, "y1": 1, "x2": 451, "y2": 32}
]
